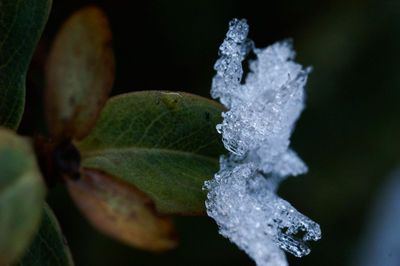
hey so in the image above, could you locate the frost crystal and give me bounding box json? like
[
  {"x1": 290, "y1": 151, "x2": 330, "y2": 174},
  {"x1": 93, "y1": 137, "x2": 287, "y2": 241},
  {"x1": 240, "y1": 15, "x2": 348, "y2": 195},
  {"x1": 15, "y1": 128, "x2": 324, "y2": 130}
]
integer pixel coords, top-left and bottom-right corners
[{"x1": 205, "y1": 19, "x2": 321, "y2": 266}]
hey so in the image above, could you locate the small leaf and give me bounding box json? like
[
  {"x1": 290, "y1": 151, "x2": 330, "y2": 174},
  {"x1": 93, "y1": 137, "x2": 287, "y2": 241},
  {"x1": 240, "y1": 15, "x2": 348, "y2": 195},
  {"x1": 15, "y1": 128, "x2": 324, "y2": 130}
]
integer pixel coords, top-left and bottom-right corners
[
  {"x1": 76, "y1": 91, "x2": 226, "y2": 215},
  {"x1": 16, "y1": 204, "x2": 74, "y2": 266},
  {"x1": 66, "y1": 168, "x2": 177, "y2": 251},
  {"x1": 0, "y1": 0, "x2": 52, "y2": 129},
  {"x1": 0, "y1": 128, "x2": 46, "y2": 265},
  {"x1": 46, "y1": 6, "x2": 115, "y2": 141}
]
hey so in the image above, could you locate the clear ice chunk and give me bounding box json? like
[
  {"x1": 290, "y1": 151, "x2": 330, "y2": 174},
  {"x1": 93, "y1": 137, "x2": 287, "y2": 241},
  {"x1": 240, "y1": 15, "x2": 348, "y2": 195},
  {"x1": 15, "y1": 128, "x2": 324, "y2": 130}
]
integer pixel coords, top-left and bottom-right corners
[{"x1": 205, "y1": 18, "x2": 321, "y2": 266}]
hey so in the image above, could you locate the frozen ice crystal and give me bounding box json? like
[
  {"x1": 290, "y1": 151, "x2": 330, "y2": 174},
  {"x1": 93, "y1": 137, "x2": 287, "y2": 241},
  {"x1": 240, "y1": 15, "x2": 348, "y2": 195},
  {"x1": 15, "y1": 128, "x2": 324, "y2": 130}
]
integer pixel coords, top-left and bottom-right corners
[{"x1": 205, "y1": 18, "x2": 321, "y2": 266}]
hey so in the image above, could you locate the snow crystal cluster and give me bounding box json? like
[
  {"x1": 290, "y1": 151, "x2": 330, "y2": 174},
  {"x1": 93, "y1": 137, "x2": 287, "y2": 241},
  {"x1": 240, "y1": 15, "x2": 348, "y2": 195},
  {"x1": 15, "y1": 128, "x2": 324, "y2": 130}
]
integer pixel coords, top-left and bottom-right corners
[{"x1": 204, "y1": 19, "x2": 321, "y2": 266}]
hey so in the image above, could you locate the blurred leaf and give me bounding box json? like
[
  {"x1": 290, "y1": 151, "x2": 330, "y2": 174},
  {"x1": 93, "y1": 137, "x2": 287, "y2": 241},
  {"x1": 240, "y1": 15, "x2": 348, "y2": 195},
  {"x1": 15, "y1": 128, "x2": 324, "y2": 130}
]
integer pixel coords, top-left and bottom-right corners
[
  {"x1": 76, "y1": 91, "x2": 226, "y2": 215},
  {"x1": 66, "y1": 168, "x2": 177, "y2": 251},
  {"x1": 0, "y1": 128, "x2": 46, "y2": 265},
  {"x1": 46, "y1": 6, "x2": 115, "y2": 141},
  {"x1": 16, "y1": 204, "x2": 74, "y2": 266},
  {"x1": 0, "y1": 0, "x2": 52, "y2": 129}
]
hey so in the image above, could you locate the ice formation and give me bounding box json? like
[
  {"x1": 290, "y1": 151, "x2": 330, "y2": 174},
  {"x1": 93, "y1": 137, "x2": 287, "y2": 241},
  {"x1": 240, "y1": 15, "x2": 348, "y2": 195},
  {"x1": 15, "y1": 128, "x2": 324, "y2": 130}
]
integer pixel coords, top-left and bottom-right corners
[{"x1": 204, "y1": 19, "x2": 321, "y2": 266}]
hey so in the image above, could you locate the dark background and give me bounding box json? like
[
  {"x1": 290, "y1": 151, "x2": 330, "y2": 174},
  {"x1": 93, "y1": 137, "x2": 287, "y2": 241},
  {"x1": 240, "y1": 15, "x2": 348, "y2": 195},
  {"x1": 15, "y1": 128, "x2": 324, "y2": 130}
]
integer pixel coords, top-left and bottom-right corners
[{"x1": 21, "y1": 0, "x2": 400, "y2": 265}]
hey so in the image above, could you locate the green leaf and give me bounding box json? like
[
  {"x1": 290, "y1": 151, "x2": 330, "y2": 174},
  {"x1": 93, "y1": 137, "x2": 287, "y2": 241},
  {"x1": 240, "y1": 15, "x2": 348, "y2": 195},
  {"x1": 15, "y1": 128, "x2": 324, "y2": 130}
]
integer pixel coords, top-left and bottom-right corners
[
  {"x1": 46, "y1": 6, "x2": 115, "y2": 141},
  {"x1": 66, "y1": 168, "x2": 177, "y2": 251},
  {"x1": 16, "y1": 204, "x2": 74, "y2": 266},
  {"x1": 0, "y1": 128, "x2": 46, "y2": 265},
  {"x1": 0, "y1": 0, "x2": 52, "y2": 129},
  {"x1": 76, "y1": 91, "x2": 226, "y2": 215}
]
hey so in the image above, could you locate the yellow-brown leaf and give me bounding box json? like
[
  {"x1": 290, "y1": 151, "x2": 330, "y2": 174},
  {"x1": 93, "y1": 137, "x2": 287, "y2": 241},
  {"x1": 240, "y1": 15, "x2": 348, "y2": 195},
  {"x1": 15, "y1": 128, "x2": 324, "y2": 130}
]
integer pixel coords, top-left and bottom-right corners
[
  {"x1": 46, "y1": 6, "x2": 115, "y2": 141},
  {"x1": 66, "y1": 168, "x2": 177, "y2": 251}
]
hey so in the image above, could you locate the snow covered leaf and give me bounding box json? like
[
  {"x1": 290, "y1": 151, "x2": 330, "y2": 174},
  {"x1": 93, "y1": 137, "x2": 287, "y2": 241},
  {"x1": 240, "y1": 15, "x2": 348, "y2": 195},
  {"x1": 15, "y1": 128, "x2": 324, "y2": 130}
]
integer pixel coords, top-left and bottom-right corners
[{"x1": 205, "y1": 19, "x2": 321, "y2": 266}]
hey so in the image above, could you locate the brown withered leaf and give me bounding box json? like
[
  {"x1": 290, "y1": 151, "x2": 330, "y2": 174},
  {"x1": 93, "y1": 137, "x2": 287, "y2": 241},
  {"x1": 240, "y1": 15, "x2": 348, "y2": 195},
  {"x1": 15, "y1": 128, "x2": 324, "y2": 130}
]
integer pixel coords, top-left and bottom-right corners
[
  {"x1": 46, "y1": 6, "x2": 115, "y2": 141},
  {"x1": 66, "y1": 168, "x2": 178, "y2": 251}
]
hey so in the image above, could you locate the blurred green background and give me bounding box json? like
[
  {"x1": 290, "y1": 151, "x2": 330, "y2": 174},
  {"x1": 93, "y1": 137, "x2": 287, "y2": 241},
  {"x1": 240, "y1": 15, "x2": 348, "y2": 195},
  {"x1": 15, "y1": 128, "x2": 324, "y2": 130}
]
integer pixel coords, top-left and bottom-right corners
[{"x1": 20, "y1": 0, "x2": 400, "y2": 265}]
